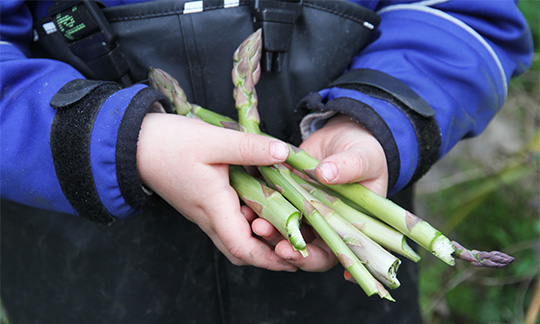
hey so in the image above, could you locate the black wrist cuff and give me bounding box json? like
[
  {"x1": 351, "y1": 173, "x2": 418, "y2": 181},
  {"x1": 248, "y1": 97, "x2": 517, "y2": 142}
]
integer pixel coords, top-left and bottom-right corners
[
  {"x1": 116, "y1": 87, "x2": 172, "y2": 209},
  {"x1": 328, "y1": 68, "x2": 441, "y2": 184},
  {"x1": 50, "y1": 79, "x2": 121, "y2": 224}
]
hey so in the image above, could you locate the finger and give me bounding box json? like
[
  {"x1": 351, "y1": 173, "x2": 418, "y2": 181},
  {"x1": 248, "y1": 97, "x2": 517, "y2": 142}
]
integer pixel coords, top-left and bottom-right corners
[
  {"x1": 275, "y1": 238, "x2": 337, "y2": 272},
  {"x1": 240, "y1": 205, "x2": 258, "y2": 223},
  {"x1": 251, "y1": 218, "x2": 285, "y2": 246},
  {"x1": 204, "y1": 128, "x2": 289, "y2": 165},
  {"x1": 205, "y1": 188, "x2": 297, "y2": 271},
  {"x1": 316, "y1": 149, "x2": 388, "y2": 196}
]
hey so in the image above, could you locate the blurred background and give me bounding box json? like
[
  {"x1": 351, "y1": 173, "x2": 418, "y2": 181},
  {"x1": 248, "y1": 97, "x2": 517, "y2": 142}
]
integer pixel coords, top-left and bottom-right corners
[{"x1": 416, "y1": 1, "x2": 540, "y2": 323}]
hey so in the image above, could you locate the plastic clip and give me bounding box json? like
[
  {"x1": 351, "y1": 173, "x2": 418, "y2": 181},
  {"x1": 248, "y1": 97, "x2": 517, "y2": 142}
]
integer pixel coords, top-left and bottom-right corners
[{"x1": 252, "y1": 0, "x2": 303, "y2": 72}]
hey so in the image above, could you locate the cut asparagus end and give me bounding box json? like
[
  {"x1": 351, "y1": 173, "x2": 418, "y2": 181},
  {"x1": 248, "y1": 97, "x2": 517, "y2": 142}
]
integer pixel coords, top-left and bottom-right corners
[
  {"x1": 401, "y1": 238, "x2": 422, "y2": 263},
  {"x1": 342, "y1": 235, "x2": 402, "y2": 289},
  {"x1": 259, "y1": 165, "x2": 391, "y2": 298},
  {"x1": 286, "y1": 212, "x2": 308, "y2": 257},
  {"x1": 228, "y1": 166, "x2": 307, "y2": 253},
  {"x1": 432, "y1": 235, "x2": 456, "y2": 266},
  {"x1": 310, "y1": 198, "x2": 402, "y2": 290},
  {"x1": 343, "y1": 270, "x2": 396, "y2": 302}
]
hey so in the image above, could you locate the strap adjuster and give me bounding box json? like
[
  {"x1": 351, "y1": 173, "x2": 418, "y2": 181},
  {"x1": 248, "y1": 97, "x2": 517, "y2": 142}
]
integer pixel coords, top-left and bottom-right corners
[{"x1": 252, "y1": 0, "x2": 303, "y2": 72}]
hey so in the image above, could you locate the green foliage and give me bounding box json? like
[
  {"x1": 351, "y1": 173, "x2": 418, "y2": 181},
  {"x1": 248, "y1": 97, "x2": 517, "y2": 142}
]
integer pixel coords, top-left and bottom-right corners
[{"x1": 418, "y1": 4, "x2": 539, "y2": 323}]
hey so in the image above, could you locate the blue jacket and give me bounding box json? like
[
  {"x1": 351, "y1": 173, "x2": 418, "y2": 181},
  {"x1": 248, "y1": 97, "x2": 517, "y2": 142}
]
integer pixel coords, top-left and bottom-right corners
[{"x1": 0, "y1": 0, "x2": 533, "y2": 220}]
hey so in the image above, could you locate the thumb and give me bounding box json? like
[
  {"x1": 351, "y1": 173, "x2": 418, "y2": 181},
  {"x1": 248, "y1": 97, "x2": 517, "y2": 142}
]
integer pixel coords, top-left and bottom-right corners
[
  {"x1": 316, "y1": 148, "x2": 388, "y2": 196},
  {"x1": 205, "y1": 128, "x2": 290, "y2": 166}
]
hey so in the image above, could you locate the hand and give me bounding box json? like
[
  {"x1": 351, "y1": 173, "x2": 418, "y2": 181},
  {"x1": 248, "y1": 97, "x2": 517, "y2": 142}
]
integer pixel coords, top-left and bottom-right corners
[
  {"x1": 137, "y1": 113, "x2": 296, "y2": 271},
  {"x1": 300, "y1": 114, "x2": 388, "y2": 196},
  {"x1": 253, "y1": 114, "x2": 389, "y2": 272}
]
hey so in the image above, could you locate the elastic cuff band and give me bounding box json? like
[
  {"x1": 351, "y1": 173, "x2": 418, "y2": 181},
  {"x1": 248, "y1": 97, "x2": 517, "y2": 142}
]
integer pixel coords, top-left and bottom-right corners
[{"x1": 116, "y1": 87, "x2": 173, "y2": 209}]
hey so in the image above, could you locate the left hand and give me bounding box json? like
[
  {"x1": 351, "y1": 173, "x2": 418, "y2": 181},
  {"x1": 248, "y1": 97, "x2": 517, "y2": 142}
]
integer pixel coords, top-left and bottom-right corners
[
  {"x1": 253, "y1": 113, "x2": 389, "y2": 272},
  {"x1": 299, "y1": 113, "x2": 388, "y2": 196}
]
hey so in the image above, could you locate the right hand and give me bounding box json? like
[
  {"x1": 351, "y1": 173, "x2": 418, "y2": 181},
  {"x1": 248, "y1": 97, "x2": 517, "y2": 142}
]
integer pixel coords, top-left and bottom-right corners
[{"x1": 137, "y1": 113, "x2": 296, "y2": 271}]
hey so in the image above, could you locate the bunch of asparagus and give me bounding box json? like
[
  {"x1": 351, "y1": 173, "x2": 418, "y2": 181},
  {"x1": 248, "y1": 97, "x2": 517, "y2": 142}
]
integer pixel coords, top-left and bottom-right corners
[{"x1": 148, "y1": 29, "x2": 514, "y2": 301}]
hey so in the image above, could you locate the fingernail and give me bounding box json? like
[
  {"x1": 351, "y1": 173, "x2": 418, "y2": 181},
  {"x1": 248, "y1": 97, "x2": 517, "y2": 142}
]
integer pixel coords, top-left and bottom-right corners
[
  {"x1": 320, "y1": 162, "x2": 338, "y2": 183},
  {"x1": 271, "y1": 142, "x2": 289, "y2": 160}
]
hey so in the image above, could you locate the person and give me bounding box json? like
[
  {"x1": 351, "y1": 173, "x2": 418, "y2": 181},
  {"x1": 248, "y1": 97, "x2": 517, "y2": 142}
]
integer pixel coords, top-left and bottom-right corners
[{"x1": 0, "y1": 0, "x2": 533, "y2": 323}]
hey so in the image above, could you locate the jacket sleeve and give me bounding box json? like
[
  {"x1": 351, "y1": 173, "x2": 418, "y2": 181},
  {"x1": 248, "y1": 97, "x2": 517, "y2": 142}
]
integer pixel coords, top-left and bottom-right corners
[
  {"x1": 298, "y1": 0, "x2": 534, "y2": 196},
  {"x1": 0, "y1": 1, "x2": 172, "y2": 223}
]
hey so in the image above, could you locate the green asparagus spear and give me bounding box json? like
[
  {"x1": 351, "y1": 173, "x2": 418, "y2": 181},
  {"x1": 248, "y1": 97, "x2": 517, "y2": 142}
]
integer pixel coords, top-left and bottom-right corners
[
  {"x1": 229, "y1": 165, "x2": 307, "y2": 255},
  {"x1": 260, "y1": 165, "x2": 395, "y2": 300},
  {"x1": 289, "y1": 172, "x2": 421, "y2": 263},
  {"x1": 148, "y1": 67, "x2": 193, "y2": 117},
  {"x1": 232, "y1": 28, "x2": 263, "y2": 134}
]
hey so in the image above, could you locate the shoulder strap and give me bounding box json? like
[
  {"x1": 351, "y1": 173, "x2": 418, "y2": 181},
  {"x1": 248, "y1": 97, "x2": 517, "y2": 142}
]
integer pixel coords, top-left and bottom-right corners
[{"x1": 34, "y1": 1, "x2": 132, "y2": 85}]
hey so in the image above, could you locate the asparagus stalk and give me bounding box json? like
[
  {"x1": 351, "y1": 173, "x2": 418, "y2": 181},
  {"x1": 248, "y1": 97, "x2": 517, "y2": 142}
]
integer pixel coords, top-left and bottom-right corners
[
  {"x1": 260, "y1": 164, "x2": 394, "y2": 299},
  {"x1": 290, "y1": 172, "x2": 421, "y2": 263},
  {"x1": 191, "y1": 104, "x2": 240, "y2": 130},
  {"x1": 229, "y1": 165, "x2": 307, "y2": 255}
]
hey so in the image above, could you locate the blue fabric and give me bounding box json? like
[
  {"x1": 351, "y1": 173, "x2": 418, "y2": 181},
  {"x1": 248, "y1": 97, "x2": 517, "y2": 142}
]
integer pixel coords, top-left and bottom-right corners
[
  {"x1": 0, "y1": 0, "x2": 534, "y2": 219},
  {"x1": 0, "y1": 49, "x2": 79, "y2": 214},
  {"x1": 90, "y1": 85, "x2": 148, "y2": 219},
  {"x1": 321, "y1": 0, "x2": 533, "y2": 193},
  {"x1": 0, "y1": 0, "x2": 151, "y2": 218}
]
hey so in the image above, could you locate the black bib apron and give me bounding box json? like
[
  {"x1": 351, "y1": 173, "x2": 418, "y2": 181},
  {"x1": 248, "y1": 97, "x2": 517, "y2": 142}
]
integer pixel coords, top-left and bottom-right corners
[{"x1": 2, "y1": 1, "x2": 423, "y2": 323}]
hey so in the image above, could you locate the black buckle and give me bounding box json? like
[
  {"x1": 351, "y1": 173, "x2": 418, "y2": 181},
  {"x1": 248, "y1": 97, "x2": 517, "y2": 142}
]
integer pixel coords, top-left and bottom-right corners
[
  {"x1": 47, "y1": 1, "x2": 131, "y2": 85},
  {"x1": 252, "y1": 0, "x2": 303, "y2": 72}
]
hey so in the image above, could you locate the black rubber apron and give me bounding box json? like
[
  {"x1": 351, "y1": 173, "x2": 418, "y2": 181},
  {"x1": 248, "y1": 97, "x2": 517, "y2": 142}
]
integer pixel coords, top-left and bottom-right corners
[{"x1": 2, "y1": 1, "x2": 423, "y2": 323}]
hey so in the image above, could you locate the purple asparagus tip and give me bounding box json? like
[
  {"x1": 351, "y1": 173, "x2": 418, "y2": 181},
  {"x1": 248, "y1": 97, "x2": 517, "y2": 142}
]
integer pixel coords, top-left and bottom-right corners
[{"x1": 452, "y1": 241, "x2": 515, "y2": 268}]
